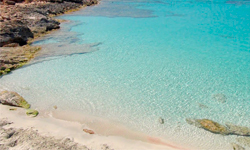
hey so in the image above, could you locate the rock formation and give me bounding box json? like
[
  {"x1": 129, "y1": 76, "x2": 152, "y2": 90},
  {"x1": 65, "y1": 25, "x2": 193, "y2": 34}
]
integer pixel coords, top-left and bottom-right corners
[
  {"x1": 0, "y1": 91, "x2": 30, "y2": 109},
  {"x1": 0, "y1": 118, "x2": 91, "y2": 150},
  {"x1": 186, "y1": 118, "x2": 250, "y2": 136},
  {"x1": 0, "y1": 0, "x2": 99, "y2": 76}
]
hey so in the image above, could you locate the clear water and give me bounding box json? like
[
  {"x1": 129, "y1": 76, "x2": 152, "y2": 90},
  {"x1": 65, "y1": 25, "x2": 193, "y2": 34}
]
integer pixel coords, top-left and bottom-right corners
[{"x1": 1, "y1": 0, "x2": 250, "y2": 149}]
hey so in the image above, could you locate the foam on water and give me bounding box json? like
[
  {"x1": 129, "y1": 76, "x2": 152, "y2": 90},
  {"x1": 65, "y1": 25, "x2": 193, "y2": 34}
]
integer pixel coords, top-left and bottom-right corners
[{"x1": 1, "y1": 0, "x2": 250, "y2": 149}]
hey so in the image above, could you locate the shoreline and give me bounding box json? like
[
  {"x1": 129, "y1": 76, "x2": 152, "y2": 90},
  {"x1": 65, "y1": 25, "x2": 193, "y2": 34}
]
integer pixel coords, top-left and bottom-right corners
[
  {"x1": 1, "y1": 1, "x2": 249, "y2": 150},
  {"x1": 0, "y1": 104, "x2": 187, "y2": 150}
]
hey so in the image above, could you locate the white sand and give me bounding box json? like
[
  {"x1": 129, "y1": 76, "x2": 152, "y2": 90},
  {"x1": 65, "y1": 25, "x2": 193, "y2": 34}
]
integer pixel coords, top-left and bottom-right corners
[{"x1": 0, "y1": 104, "x2": 191, "y2": 150}]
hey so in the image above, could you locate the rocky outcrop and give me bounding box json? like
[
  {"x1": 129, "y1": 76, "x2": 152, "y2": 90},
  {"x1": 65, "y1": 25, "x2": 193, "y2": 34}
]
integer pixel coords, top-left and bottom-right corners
[
  {"x1": 186, "y1": 118, "x2": 250, "y2": 136},
  {"x1": 0, "y1": 20, "x2": 34, "y2": 47},
  {"x1": 0, "y1": 0, "x2": 100, "y2": 77},
  {"x1": 0, "y1": 119, "x2": 91, "y2": 150},
  {"x1": 226, "y1": 123, "x2": 250, "y2": 136},
  {"x1": 0, "y1": 0, "x2": 99, "y2": 47},
  {"x1": 0, "y1": 91, "x2": 30, "y2": 109},
  {"x1": 0, "y1": 45, "x2": 41, "y2": 75},
  {"x1": 0, "y1": 0, "x2": 99, "y2": 76}
]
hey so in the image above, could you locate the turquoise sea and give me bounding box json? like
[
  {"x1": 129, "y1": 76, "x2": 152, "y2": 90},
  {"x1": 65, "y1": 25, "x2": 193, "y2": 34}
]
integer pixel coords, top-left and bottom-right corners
[{"x1": 1, "y1": 0, "x2": 250, "y2": 149}]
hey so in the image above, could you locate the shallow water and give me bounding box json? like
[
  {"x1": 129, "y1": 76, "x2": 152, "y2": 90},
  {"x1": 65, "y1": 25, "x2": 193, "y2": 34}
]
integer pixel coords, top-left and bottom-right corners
[{"x1": 1, "y1": 0, "x2": 250, "y2": 149}]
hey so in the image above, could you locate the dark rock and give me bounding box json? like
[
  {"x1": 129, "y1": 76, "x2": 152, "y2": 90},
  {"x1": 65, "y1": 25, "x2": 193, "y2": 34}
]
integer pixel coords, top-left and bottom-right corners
[
  {"x1": 3, "y1": 0, "x2": 15, "y2": 5},
  {"x1": 49, "y1": 0, "x2": 64, "y2": 3},
  {"x1": 0, "y1": 22, "x2": 33, "y2": 47},
  {"x1": 159, "y1": 117, "x2": 164, "y2": 124},
  {"x1": 29, "y1": 18, "x2": 60, "y2": 34},
  {"x1": 0, "y1": 91, "x2": 30, "y2": 109}
]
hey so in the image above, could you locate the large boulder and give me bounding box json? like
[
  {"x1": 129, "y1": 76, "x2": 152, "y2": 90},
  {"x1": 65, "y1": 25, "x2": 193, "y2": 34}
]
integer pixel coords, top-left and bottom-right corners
[
  {"x1": 29, "y1": 18, "x2": 60, "y2": 34},
  {"x1": 0, "y1": 91, "x2": 30, "y2": 109},
  {"x1": 0, "y1": 20, "x2": 34, "y2": 47}
]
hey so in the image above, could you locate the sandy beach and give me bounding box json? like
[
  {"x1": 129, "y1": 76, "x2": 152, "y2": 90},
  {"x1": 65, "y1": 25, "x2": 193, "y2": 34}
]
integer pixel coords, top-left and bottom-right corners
[{"x1": 0, "y1": 104, "x2": 189, "y2": 150}]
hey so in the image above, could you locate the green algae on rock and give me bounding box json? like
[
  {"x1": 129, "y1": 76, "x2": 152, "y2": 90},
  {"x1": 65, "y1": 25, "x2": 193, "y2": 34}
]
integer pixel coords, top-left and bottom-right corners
[
  {"x1": 0, "y1": 91, "x2": 30, "y2": 109},
  {"x1": 189, "y1": 119, "x2": 229, "y2": 135},
  {"x1": 26, "y1": 109, "x2": 39, "y2": 117},
  {"x1": 186, "y1": 118, "x2": 250, "y2": 137},
  {"x1": 0, "y1": 46, "x2": 41, "y2": 76}
]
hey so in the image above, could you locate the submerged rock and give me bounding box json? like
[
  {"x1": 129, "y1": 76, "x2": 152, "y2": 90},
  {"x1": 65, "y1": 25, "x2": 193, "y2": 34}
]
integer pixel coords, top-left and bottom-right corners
[
  {"x1": 0, "y1": 46, "x2": 41, "y2": 76},
  {"x1": 159, "y1": 117, "x2": 164, "y2": 124},
  {"x1": 198, "y1": 103, "x2": 209, "y2": 109},
  {"x1": 231, "y1": 143, "x2": 245, "y2": 150},
  {"x1": 212, "y1": 93, "x2": 227, "y2": 103},
  {"x1": 194, "y1": 119, "x2": 229, "y2": 134},
  {"x1": 186, "y1": 118, "x2": 202, "y2": 127},
  {"x1": 26, "y1": 109, "x2": 39, "y2": 117},
  {"x1": 237, "y1": 137, "x2": 250, "y2": 148},
  {"x1": 0, "y1": 91, "x2": 30, "y2": 109},
  {"x1": 226, "y1": 123, "x2": 250, "y2": 136},
  {"x1": 186, "y1": 118, "x2": 250, "y2": 137},
  {"x1": 186, "y1": 119, "x2": 229, "y2": 134}
]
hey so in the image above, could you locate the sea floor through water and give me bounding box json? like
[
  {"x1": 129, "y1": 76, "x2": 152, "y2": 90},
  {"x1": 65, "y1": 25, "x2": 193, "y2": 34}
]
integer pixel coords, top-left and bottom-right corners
[{"x1": 0, "y1": 0, "x2": 250, "y2": 149}]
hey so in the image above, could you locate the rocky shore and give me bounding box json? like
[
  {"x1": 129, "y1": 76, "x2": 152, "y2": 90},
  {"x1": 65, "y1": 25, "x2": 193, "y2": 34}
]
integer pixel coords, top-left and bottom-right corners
[
  {"x1": 0, "y1": 119, "x2": 91, "y2": 150},
  {"x1": 0, "y1": 0, "x2": 98, "y2": 75}
]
